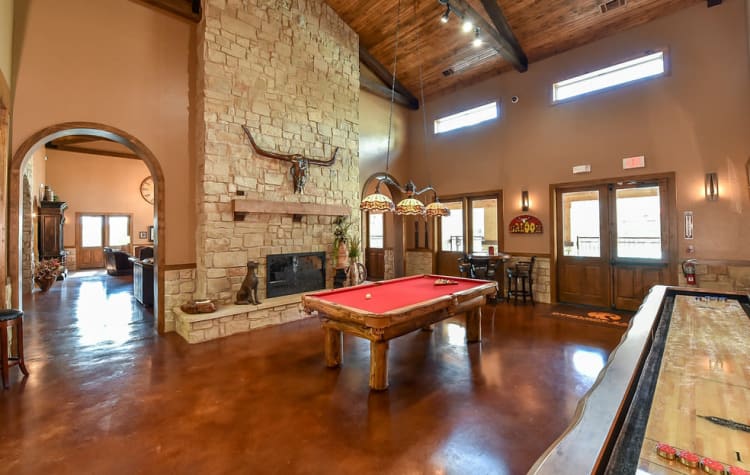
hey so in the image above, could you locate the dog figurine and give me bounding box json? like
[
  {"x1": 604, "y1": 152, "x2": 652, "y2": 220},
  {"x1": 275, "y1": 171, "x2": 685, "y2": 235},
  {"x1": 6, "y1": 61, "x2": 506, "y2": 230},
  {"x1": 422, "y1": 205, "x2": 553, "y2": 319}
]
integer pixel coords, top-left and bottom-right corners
[{"x1": 235, "y1": 260, "x2": 261, "y2": 305}]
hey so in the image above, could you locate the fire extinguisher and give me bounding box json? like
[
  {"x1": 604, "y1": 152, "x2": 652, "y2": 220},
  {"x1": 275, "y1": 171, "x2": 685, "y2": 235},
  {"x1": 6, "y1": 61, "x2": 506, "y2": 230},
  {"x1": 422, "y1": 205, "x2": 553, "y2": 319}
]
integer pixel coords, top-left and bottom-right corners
[{"x1": 682, "y1": 259, "x2": 697, "y2": 286}]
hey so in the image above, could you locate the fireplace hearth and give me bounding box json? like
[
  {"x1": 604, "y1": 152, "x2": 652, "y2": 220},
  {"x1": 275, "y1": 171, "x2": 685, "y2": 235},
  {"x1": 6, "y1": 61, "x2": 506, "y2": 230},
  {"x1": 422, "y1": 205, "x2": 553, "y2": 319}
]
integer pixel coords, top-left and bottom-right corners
[{"x1": 266, "y1": 252, "x2": 326, "y2": 298}]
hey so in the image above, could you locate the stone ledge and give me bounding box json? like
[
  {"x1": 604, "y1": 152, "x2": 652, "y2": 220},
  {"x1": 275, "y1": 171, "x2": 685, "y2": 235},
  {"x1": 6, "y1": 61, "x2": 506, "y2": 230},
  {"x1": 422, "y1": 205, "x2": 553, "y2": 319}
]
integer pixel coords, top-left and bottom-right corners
[{"x1": 174, "y1": 294, "x2": 312, "y2": 344}]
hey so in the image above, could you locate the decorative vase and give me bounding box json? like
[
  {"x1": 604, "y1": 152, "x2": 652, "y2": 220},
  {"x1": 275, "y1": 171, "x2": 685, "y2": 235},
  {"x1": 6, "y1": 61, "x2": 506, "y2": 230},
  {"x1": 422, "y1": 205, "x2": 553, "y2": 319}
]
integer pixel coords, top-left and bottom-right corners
[{"x1": 34, "y1": 276, "x2": 55, "y2": 292}]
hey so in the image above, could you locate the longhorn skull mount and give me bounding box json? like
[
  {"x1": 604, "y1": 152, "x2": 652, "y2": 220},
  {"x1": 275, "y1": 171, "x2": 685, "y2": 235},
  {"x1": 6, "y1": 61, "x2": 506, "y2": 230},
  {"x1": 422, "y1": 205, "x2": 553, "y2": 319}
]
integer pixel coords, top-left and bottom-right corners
[{"x1": 242, "y1": 125, "x2": 339, "y2": 194}]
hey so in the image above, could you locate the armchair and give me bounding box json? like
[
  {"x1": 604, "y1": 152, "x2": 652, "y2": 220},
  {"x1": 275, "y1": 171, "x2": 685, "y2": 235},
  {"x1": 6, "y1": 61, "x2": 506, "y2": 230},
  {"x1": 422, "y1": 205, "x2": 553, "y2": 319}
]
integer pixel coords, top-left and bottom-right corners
[{"x1": 103, "y1": 247, "x2": 134, "y2": 276}]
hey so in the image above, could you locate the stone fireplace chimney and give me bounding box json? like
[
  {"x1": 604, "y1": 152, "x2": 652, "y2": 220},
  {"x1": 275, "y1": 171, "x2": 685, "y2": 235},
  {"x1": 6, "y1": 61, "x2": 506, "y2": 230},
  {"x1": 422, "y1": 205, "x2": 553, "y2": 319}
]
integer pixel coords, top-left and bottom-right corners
[{"x1": 194, "y1": 0, "x2": 360, "y2": 304}]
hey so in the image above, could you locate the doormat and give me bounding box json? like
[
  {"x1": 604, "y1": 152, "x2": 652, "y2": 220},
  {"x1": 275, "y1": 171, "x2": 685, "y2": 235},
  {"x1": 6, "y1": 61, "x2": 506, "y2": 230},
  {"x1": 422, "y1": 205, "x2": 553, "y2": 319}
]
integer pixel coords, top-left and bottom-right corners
[{"x1": 546, "y1": 310, "x2": 630, "y2": 328}]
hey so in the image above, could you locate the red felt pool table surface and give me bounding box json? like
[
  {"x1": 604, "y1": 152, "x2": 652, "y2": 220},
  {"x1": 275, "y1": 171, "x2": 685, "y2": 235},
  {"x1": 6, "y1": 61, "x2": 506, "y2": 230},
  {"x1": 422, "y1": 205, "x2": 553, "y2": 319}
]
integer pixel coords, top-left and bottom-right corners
[{"x1": 305, "y1": 274, "x2": 488, "y2": 314}]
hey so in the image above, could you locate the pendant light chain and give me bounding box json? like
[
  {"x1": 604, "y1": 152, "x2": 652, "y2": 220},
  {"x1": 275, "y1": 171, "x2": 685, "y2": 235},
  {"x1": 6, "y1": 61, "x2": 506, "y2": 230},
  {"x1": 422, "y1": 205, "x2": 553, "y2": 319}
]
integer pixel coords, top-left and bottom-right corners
[
  {"x1": 414, "y1": 0, "x2": 430, "y2": 187},
  {"x1": 384, "y1": 0, "x2": 403, "y2": 173}
]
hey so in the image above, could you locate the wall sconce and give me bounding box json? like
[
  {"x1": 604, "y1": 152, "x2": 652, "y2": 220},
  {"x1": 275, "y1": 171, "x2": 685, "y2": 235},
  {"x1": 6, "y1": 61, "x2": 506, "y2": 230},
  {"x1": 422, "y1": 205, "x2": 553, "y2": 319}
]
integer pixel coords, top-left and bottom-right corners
[
  {"x1": 521, "y1": 190, "x2": 530, "y2": 211},
  {"x1": 705, "y1": 172, "x2": 719, "y2": 201}
]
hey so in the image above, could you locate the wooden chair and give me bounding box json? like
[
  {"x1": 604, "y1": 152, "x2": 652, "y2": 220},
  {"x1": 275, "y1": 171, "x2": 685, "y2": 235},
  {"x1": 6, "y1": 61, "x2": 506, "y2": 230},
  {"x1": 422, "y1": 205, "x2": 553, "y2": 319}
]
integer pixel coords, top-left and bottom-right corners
[
  {"x1": 457, "y1": 254, "x2": 472, "y2": 277},
  {"x1": 1, "y1": 309, "x2": 29, "y2": 389},
  {"x1": 506, "y1": 256, "x2": 536, "y2": 304},
  {"x1": 470, "y1": 256, "x2": 491, "y2": 279}
]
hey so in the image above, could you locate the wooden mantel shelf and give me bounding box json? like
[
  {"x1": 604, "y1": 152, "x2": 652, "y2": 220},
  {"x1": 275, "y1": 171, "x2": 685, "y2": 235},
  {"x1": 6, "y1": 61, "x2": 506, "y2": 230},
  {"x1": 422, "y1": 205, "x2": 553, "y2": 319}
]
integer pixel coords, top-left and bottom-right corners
[{"x1": 232, "y1": 198, "x2": 349, "y2": 220}]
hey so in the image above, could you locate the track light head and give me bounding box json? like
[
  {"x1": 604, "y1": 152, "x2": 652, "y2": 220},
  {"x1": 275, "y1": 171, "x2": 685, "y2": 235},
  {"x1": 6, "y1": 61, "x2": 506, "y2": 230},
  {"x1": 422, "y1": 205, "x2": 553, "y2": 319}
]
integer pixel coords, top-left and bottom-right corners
[
  {"x1": 462, "y1": 18, "x2": 473, "y2": 32},
  {"x1": 440, "y1": 6, "x2": 450, "y2": 23},
  {"x1": 472, "y1": 27, "x2": 482, "y2": 47}
]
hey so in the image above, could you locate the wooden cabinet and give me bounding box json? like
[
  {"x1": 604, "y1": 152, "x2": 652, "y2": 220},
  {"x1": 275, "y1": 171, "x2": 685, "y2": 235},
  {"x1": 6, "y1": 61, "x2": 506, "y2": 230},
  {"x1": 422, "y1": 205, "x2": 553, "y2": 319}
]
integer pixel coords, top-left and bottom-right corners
[
  {"x1": 38, "y1": 202, "x2": 68, "y2": 272},
  {"x1": 133, "y1": 260, "x2": 154, "y2": 307}
]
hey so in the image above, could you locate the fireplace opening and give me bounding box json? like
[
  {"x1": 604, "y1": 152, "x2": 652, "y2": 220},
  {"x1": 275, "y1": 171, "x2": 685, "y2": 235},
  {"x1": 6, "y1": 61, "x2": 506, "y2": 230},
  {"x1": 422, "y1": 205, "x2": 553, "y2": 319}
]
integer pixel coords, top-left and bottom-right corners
[{"x1": 266, "y1": 252, "x2": 326, "y2": 298}]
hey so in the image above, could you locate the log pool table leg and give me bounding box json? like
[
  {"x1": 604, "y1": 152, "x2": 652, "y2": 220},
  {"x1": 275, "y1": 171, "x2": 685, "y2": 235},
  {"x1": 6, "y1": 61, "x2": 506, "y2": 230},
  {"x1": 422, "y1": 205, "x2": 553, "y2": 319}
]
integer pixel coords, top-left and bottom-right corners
[
  {"x1": 369, "y1": 340, "x2": 389, "y2": 390},
  {"x1": 466, "y1": 307, "x2": 482, "y2": 343},
  {"x1": 324, "y1": 327, "x2": 343, "y2": 367}
]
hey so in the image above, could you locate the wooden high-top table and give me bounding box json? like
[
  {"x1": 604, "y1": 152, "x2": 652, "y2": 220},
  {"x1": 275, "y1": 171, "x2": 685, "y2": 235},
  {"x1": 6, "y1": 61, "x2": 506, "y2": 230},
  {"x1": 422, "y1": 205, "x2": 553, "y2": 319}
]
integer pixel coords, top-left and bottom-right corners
[{"x1": 302, "y1": 274, "x2": 497, "y2": 390}]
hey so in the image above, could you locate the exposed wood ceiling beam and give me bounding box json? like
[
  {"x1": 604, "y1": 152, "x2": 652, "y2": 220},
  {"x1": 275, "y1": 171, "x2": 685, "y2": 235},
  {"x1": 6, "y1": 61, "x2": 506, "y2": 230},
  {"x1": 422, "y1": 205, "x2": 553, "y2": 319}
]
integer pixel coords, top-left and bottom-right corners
[
  {"x1": 130, "y1": 0, "x2": 201, "y2": 23},
  {"x1": 478, "y1": 0, "x2": 528, "y2": 70},
  {"x1": 359, "y1": 46, "x2": 419, "y2": 110},
  {"x1": 447, "y1": 0, "x2": 528, "y2": 72},
  {"x1": 45, "y1": 143, "x2": 141, "y2": 160},
  {"x1": 360, "y1": 75, "x2": 419, "y2": 109}
]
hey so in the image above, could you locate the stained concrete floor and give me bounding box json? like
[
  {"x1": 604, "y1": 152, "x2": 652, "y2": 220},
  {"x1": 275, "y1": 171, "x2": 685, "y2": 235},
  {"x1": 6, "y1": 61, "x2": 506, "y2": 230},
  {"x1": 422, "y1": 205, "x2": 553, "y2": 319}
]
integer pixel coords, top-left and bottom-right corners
[{"x1": 1, "y1": 271, "x2": 625, "y2": 474}]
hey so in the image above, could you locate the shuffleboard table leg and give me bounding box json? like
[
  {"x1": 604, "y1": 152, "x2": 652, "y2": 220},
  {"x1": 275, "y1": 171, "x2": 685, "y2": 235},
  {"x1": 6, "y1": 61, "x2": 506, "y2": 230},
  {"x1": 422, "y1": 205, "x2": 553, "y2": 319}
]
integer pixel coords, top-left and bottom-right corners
[
  {"x1": 466, "y1": 307, "x2": 482, "y2": 343},
  {"x1": 369, "y1": 341, "x2": 389, "y2": 390},
  {"x1": 324, "y1": 328, "x2": 343, "y2": 368}
]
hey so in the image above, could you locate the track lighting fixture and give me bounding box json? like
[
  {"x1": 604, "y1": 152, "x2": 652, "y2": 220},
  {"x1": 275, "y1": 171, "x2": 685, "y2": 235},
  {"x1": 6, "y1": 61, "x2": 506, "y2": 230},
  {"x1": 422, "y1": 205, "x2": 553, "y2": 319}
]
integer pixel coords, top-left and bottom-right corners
[
  {"x1": 472, "y1": 27, "x2": 482, "y2": 47},
  {"x1": 440, "y1": 4, "x2": 450, "y2": 23},
  {"x1": 462, "y1": 18, "x2": 473, "y2": 32}
]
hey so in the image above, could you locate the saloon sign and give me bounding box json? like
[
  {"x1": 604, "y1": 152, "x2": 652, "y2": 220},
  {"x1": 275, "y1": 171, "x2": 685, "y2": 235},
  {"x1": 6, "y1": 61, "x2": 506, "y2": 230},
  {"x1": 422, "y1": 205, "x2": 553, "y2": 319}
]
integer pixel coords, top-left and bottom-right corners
[{"x1": 509, "y1": 215, "x2": 543, "y2": 234}]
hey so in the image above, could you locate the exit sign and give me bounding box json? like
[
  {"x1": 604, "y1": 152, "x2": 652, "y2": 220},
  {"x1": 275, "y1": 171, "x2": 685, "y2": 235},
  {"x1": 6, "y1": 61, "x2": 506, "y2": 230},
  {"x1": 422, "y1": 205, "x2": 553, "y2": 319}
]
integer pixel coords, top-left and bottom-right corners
[{"x1": 623, "y1": 155, "x2": 645, "y2": 169}]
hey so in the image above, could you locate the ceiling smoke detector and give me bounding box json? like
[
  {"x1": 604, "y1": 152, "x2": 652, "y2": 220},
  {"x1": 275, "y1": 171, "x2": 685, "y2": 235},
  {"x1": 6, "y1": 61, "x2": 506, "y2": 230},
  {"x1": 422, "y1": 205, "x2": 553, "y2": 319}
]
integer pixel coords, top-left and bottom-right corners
[
  {"x1": 442, "y1": 46, "x2": 498, "y2": 76},
  {"x1": 599, "y1": 0, "x2": 627, "y2": 13}
]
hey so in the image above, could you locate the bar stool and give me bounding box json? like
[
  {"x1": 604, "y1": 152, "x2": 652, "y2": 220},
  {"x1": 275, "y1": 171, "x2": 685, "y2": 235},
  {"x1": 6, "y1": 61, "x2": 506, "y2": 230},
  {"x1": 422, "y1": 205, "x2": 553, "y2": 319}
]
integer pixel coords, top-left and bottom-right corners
[
  {"x1": 1, "y1": 309, "x2": 29, "y2": 389},
  {"x1": 506, "y1": 257, "x2": 536, "y2": 304}
]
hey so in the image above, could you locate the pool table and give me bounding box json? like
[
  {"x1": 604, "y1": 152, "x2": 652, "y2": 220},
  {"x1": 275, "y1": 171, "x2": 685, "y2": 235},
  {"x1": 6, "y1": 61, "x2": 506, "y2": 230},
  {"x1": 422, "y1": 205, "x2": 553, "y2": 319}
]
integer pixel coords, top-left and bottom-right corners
[
  {"x1": 529, "y1": 286, "x2": 750, "y2": 474},
  {"x1": 302, "y1": 274, "x2": 498, "y2": 390}
]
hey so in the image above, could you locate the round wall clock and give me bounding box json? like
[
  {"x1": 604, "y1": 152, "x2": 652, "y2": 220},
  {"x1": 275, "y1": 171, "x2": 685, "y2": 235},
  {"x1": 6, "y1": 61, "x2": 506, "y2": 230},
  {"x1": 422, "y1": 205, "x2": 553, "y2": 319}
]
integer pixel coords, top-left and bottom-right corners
[{"x1": 140, "y1": 176, "x2": 154, "y2": 204}]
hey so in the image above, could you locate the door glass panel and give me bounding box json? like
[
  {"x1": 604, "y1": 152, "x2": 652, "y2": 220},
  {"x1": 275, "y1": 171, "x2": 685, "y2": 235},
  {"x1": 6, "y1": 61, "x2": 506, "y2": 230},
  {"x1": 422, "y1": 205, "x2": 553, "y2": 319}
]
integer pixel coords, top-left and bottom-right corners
[
  {"x1": 615, "y1": 186, "x2": 661, "y2": 259},
  {"x1": 81, "y1": 216, "x2": 103, "y2": 247},
  {"x1": 470, "y1": 198, "x2": 498, "y2": 253},
  {"x1": 440, "y1": 201, "x2": 464, "y2": 252},
  {"x1": 368, "y1": 213, "x2": 383, "y2": 249},
  {"x1": 562, "y1": 190, "x2": 600, "y2": 257},
  {"x1": 108, "y1": 216, "x2": 131, "y2": 246}
]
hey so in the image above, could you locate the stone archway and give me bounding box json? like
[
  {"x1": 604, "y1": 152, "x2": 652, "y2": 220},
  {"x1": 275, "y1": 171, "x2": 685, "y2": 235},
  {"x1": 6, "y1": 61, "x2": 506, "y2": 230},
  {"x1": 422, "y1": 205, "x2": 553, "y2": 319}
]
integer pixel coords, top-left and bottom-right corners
[{"x1": 9, "y1": 122, "x2": 167, "y2": 333}]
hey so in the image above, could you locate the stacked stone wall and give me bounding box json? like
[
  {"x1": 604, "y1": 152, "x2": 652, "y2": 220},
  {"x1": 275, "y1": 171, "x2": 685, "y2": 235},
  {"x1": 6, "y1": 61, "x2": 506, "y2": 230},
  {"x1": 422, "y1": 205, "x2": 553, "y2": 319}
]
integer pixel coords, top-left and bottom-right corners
[
  {"x1": 405, "y1": 250, "x2": 433, "y2": 276},
  {"x1": 193, "y1": 0, "x2": 360, "y2": 309}
]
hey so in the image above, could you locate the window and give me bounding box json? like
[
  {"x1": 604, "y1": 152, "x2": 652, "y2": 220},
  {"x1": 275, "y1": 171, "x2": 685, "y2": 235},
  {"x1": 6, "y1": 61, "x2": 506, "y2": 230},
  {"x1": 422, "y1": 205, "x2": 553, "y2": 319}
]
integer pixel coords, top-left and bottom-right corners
[
  {"x1": 108, "y1": 215, "x2": 131, "y2": 246},
  {"x1": 470, "y1": 198, "x2": 498, "y2": 254},
  {"x1": 434, "y1": 102, "x2": 498, "y2": 134},
  {"x1": 553, "y1": 51, "x2": 666, "y2": 103},
  {"x1": 615, "y1": 186, "x2": 662, "y2": 259},
  {"x1": 368, "y1": 213, "x2": 383, "y2": 249},
  {"x1": 562, "y1": 190, "x2": 601, "y2": 257},
  {"x1": 81, "y1": 216, "x2": 104, "y2": 247},
  {"x1": 440, "y1": 201, "x2": 465, "y2": 252}
]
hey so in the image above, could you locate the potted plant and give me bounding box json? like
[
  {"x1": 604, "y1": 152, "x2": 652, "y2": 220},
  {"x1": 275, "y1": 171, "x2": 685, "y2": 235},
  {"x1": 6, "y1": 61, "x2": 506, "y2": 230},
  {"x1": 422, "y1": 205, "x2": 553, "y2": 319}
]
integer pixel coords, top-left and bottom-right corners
[
  {"x1": 333, "y1": 216, "x2": 351, "y2": 268},
  {"x1": 34, "y1": 258, "x2": 62, "y2": 292}
]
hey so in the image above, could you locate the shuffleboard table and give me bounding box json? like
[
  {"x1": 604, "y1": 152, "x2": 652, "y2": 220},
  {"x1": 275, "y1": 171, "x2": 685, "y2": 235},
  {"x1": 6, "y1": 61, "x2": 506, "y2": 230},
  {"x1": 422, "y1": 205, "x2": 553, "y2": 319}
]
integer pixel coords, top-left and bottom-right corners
[
  {"x1": 302, "y1": 274, "x2": 498, "y2": 390},
  {"x1": 529, "y1": 286, "x2": 750, "y2": 474}
]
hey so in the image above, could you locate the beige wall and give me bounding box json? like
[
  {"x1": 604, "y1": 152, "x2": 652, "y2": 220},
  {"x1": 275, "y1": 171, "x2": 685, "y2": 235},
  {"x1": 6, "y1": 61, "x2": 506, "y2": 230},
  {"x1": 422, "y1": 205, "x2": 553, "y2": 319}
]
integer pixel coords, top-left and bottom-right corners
[
  {"x1": 44, "y1": 150, "x2": 152, "y2": 249},
  {"x1": 11, "y1": 0, "x2": 193, "y2": 264},
  {"x1": 407, "y1": 0, "x2": 750, "y2": 261},
  {"x1": 359, "y1": 90, "x2": 410, "y2": 188},
  {"x1": 29, "y1": 147, "x2": 45, "y2": 206},
  {"x1": 0, "y1": 0, "x2": 12, "y2": 88}
]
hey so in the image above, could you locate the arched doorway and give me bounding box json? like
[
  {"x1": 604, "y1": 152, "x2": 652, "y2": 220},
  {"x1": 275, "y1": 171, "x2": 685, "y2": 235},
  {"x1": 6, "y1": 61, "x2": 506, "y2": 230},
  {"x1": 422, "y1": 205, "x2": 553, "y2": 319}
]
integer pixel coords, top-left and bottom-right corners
[{"x1": 9, "y1": 122, "x2": 167, "y2": 333}]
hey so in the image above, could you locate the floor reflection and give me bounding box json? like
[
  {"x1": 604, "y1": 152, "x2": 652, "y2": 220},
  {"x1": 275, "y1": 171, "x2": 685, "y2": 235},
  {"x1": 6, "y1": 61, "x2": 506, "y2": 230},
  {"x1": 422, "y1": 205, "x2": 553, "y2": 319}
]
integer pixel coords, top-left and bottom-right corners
[
  {"x1": 74, "y1": 279, "x2": 141, "y2": 346},
  {"x1": 434, "y1": 426, "x2": 511, "y2": 474},
  {"x1": 444, "y1": 322, "x2": 466, "y2": 346},
  {"x1": 571, "y1": 348, "x2": 606, "y2": 380}
]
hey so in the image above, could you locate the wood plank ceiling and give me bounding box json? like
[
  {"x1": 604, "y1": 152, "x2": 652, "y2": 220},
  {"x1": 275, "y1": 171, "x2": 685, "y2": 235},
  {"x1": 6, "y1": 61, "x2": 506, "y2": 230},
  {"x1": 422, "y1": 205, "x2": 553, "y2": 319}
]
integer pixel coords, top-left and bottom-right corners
[
  {"x1": 133, "y1": 0, "x2": 713, "y2": 106},
  {"x1": 325, "y1": 0, "x2": 706, "y2": 105}
]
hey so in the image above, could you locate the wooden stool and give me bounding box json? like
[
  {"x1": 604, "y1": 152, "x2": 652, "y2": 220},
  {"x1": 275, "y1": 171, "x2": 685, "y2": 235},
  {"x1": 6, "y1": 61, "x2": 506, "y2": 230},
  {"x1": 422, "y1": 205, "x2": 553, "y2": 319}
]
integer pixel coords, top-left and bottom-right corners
[
  {"x1": 0, "y1": 309, "x2": 29, "y2": 389},
  {"x1": 506, "y1": 257, "x2": 536, "y2": 304}
]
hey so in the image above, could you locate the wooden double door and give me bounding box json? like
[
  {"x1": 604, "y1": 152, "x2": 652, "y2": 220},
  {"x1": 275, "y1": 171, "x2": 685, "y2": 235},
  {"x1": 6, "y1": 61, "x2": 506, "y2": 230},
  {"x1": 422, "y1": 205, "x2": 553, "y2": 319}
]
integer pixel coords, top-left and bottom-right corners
[{"x1": 555, "y1": 176, "x2": 676, "y2": 311}]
